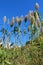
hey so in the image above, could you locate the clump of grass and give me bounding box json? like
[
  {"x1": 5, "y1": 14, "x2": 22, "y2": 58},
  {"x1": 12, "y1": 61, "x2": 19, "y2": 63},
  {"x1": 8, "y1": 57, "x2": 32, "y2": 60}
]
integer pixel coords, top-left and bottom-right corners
[{"x1": 0, "y1": 35, "x2": 43, "y2": 65}]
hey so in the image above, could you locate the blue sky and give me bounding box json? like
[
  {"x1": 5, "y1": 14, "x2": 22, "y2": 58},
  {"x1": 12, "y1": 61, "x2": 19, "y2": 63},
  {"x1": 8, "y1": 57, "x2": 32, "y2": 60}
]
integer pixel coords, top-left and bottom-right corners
[
  {"x1": 0, "y1": 0, "x2": 43, "y2": 19},
  {"x1": 0, "y1": 0, "x2": 43, "y2": 45}
]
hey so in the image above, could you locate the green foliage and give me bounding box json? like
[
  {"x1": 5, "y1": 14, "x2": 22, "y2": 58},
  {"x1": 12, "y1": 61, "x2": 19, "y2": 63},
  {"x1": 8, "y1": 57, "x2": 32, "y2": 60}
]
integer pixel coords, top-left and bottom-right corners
[{"x1": 0, "y1": 35, "x2": 43, "y2": 65}]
